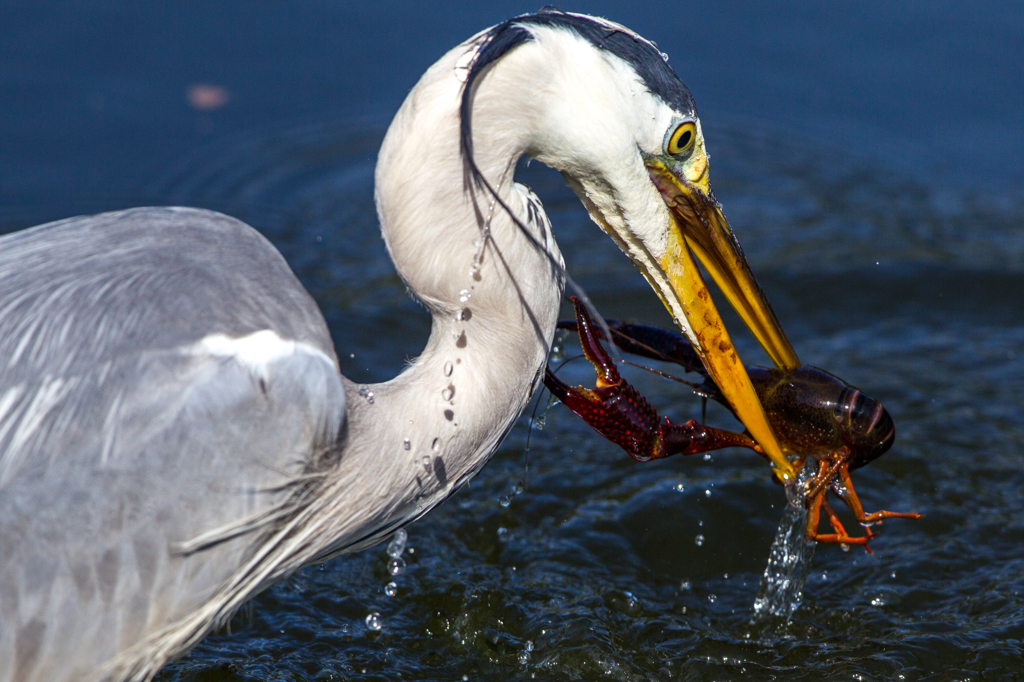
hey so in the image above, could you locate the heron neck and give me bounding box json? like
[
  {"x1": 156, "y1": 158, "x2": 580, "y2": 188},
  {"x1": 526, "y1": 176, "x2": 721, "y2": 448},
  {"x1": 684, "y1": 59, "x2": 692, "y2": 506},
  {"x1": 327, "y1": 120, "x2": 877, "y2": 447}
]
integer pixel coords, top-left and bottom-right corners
[{"x1": 323, "y1": 39, "x2": 563, "y2": 550}]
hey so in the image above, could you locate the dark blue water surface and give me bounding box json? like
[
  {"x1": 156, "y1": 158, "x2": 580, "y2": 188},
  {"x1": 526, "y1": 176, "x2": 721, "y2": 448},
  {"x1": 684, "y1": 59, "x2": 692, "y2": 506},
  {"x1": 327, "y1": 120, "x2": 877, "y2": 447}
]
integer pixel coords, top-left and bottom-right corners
[{"x1": 3, "y1": 2, "x2": 1024, "y2": 680}]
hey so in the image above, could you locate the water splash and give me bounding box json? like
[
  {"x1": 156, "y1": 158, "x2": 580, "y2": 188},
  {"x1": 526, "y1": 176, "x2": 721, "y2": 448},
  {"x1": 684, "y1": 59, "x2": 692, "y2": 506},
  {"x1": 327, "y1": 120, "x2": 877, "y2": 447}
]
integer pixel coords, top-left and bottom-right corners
[
  {"x1": 752, "y1": 464, "x2": 817, "y2": 623},
  {"x1": 358, "y1": 386, "x2": 374, "y2": 404}
]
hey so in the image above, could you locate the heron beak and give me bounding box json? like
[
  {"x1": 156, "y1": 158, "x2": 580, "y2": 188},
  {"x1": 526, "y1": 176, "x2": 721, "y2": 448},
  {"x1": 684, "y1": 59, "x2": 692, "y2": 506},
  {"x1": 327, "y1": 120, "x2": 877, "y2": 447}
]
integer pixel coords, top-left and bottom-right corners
[{"x1": 645, "y1": 157, "x2": 800, "y2": 481}]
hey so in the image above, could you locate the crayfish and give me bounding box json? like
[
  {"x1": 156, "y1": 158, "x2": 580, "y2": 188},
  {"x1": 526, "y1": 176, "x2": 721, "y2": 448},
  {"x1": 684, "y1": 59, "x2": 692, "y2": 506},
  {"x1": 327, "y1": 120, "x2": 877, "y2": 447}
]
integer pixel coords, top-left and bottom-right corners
[{"x1": 545, "y1": 297, "x2": 921, "y2": 552}]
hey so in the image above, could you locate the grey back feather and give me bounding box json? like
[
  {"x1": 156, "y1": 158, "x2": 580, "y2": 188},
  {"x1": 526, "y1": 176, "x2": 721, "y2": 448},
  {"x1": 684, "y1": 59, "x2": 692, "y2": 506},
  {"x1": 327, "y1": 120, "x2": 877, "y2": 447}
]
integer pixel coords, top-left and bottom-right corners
[{"x1": 0, "y1": 208, "x2": 347, "y2": 681}]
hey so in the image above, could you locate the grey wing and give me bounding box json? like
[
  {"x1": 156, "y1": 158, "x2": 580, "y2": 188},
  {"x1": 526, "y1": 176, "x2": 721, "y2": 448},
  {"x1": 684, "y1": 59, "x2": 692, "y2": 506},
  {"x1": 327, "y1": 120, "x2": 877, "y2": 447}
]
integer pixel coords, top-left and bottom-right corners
[{"x1": 0, "y1": 208, "x2": 347, "y2": 682}]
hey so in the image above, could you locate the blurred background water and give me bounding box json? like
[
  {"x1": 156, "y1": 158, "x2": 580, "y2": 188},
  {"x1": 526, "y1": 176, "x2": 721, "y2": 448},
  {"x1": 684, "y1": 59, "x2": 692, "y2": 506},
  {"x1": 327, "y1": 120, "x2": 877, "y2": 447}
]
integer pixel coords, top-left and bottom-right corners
[{"x1": 2, "y1": 1, "x2": 1023, "y2": 679}]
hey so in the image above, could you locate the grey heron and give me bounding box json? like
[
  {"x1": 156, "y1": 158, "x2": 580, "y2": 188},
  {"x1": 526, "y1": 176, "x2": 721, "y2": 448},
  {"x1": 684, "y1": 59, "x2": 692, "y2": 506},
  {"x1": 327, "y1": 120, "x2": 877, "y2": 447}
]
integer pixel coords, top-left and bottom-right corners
[{"x1": 0, "y1": 10, "x2": 799, "y2": 681}]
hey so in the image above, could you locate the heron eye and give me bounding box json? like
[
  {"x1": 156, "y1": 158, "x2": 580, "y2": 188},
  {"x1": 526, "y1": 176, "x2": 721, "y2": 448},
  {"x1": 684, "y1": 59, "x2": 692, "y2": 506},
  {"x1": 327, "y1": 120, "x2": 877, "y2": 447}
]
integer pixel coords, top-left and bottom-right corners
[{"x1": 667, "y1": 121, "x2": 696, "y2": 156}]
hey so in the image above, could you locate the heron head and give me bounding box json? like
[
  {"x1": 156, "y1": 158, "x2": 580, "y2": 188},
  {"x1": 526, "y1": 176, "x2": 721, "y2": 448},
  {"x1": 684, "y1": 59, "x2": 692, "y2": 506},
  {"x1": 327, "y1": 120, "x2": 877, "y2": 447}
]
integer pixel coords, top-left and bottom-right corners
[{"x1": 462, "y1": 10, "x2": 801, "y2": 480}]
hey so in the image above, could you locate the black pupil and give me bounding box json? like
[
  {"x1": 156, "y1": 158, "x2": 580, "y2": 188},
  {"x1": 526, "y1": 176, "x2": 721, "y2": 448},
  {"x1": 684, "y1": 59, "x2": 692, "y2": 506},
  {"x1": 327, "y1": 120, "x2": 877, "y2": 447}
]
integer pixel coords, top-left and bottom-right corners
[{"x1": 677, "y1": 130, "x2": 692, "y2": 149}]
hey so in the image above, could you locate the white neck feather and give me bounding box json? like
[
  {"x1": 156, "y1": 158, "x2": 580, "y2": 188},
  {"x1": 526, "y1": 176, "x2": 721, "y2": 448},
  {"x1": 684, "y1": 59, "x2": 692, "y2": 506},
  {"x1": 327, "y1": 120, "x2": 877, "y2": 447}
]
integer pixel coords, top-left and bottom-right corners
[{"x1": 316, "y1": 35, "x2": 567, "y2": 552}]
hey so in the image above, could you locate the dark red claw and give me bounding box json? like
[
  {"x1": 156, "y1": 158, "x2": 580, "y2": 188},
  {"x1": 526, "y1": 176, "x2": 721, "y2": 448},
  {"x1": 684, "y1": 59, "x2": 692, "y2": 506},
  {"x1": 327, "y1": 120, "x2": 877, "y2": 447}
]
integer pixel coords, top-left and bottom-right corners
[{"x1": 545, "y1": 298, "x2": 760, "y2": 462}]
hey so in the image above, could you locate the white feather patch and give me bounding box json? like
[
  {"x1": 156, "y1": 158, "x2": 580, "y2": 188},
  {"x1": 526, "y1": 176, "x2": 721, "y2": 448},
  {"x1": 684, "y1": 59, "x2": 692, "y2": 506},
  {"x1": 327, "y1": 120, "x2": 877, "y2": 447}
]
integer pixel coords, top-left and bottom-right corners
[{"x1": 190, "y1": 330, "x2": 334, "y2": 379}]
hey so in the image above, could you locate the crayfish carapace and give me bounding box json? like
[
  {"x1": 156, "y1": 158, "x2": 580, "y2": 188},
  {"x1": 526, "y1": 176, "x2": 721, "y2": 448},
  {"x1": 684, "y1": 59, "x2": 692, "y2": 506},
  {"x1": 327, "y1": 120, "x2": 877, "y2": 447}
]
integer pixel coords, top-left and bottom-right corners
[{"x1": 545, "y1": 297, "x2": 921, "y2": 553}]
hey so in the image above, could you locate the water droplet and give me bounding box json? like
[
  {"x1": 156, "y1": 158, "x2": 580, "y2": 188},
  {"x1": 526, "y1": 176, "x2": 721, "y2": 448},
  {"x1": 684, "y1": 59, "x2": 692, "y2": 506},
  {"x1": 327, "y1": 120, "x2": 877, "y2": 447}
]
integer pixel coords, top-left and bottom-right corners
[
  {"x1": 518, "y1": 651, "x2": 531, "y2": 665},
  {"x1": 695, "y1": 534, "x2": 705, "y2": 547},
  {"x1": 459, "y1": 289, "x2": 471, "y2": 303},
  {"x1": 431, "y1": 438, "x2": 441, "y2": 452},
  {"x1": 421, "y1": 455, "x2": 432, "y2": 473},
  {"x1": 442, "y1": 384, "x2": 455, "y2": 401},
  {"x1": 403, "y1": 438, "x2": 411, "y2": 450},
  {"x1": 549, "y1": 329, "x2": 570, "y2": 362},
  {"x1": 499, "y1": 496, "x2": 511, "y2": 508},
  {"x1": 444, "y1": 361, "x2": 453, "y2": 376},
  {"x1": 723, "y1": 573, "x2": 729, "y2": 580},
  {"x1": 349, "y1": 353, "x2": 355, "y2": 359},
  {"x1": 340, "y1": 623, "x2": 352, "y2": 635},
  {"x1": 708, "y1": 594, "x2": 717, "y2": 603},
  {"x1": 358, "y1": 386, "x2": 374, "y2": 404},
  {"x1": 365, "y1": 612, "x2": 382, "y2": 631},
  {"x1": 387, "y1": 529, "x2": 407, "y2": 558},
  {"x1": 525, "y1": 640, "x2": 534, "y2": 652},
  {"x1": 698, "y1": 520, "x2": 703, "y2": 527},
  {"x1": 384, "y1": 581, "x2": 398, "y2": 597},
  {"x1": 705, "y1": 489, "x2": 712, "y2": 498},
  {"x1": 703, "y1": 453, "x2": 712, "y2": 461},
  {"x1": 680, "y1": 579, "x2": 692, "y2": 591},
  {"x1": 675, "y1": 483, "x2": 685, "y2": 492},
  {"x1": 388, "y1": 557, "x2": 406, "y2": 576}
]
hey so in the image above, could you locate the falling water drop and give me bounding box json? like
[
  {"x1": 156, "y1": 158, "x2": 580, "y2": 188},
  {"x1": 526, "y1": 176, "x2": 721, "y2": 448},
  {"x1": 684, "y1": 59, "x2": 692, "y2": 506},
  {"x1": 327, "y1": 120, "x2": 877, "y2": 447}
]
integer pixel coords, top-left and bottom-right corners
[
  {"x1": 705, "y1": 489, "x2": 712, "y2": 498},
  {"x1": 549, "y1": 329, "x2": 570, "y2": 362},
  {"x1": 442, "y1": 384, "x2": 455, "y2": 401},
  {"x1": 680, "y1": 579, "x2": 692, "y2": 591},
  {"x1": 703, "y1": 453, "x2": 713, "y2": 462},
  {"x1": 695, "y1": 534, "x2": 705, "y2": 547},
  {"x1": 385, "y1": 582, "x2": 398, "y2": 597},
  {"x1": 403, "y1": 438, "x2": 411, "y2": 450},
  {"x1": 675, "y1": 483, "x2": 685, "y2": 492},
  {"x1": 708, "y1": 594, "x2": 717, "y2": 604},
  {"x1": 388, "y1": 557, "x2": 406, "y2": 576},
  {"x1": 444, "y1": 361, "x2": 453, "y2": 376},
  {"x1": 365, "y1": 612, "x2": 383, "y2": 631},
  {"x1": 431, "y1": 438, "x2": 441, "y2": 452},
  {"x1": 459, "y1": 289, "x2": 471, "y2": 303},
  {"x1": 358, "y1": 387, "x2": 374, "y2": 404},
  {"x1": 421, "y1": 455, "x2": 432, "y2": 474},
  {"x1": 387, "y1": 529, "x2": 407, "y2": 558}
]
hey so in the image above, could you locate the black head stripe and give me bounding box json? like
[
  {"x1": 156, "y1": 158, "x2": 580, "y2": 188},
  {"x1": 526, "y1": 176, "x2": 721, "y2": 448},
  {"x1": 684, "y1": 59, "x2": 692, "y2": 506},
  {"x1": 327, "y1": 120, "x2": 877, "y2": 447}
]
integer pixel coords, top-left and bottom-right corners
[{"x1": 460, "y1": 8, "x2": 697, "y2": 187}]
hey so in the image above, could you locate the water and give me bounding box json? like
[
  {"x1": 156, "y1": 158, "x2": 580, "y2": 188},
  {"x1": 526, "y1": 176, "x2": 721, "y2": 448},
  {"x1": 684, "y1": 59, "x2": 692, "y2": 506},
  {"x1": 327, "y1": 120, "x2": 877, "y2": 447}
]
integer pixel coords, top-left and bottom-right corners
[
  {"x1": 752, "y1": 467, "x2": 818, "y2": 624},
  {"x1": 3, "y1": 2, "x2": 1023, "y2": 680}
]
